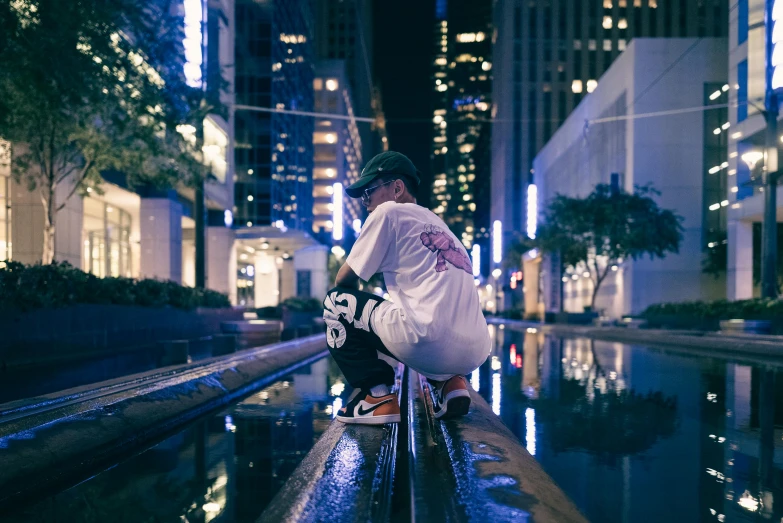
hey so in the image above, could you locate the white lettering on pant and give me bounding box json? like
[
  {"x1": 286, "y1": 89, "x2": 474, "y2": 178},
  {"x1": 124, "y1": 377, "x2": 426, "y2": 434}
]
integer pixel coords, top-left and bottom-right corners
[{"x1": 323, "y1": 292, "x2": 376, "y2": 338}]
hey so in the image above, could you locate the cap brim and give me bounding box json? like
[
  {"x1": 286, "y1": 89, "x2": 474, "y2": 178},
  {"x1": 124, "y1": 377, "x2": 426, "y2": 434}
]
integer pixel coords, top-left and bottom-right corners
[{"x1": 345, "y1": 174, "x2": 379, "y2": 198}]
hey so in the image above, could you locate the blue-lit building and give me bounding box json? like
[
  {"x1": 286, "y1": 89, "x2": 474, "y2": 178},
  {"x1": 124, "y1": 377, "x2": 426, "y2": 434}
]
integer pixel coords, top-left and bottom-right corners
[
  {"x1": 234, "y1": 0, "x2": 314, "y2": 232},
  {"x1": 234, "y1": 0, "x2": 327, "y2": 308}
]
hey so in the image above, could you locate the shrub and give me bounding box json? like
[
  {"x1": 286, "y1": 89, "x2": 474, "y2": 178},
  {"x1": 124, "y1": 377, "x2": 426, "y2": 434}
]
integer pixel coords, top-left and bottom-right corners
[
  {"x1": 641, "y1": 298, "x2": 783, "y2": 331},
  {"x1": 281, "y1": 296, "x2": 322, "y2": 312},
  {"x1": 0, "y1": 261, "x2": 230, "y2": 312}
]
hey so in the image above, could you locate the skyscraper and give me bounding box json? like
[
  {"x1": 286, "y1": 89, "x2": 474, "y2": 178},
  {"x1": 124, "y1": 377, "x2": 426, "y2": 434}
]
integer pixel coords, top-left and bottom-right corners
[
  {"x1": 234, "y1": 0, "x2": 314, "y2": 232},
  {"x1": 313, "y1": 0, "x2": 385, "y2": 161},
  {"x1": 430, "y1": 0, "x2": 494, "y2": 260},
  {"x1": 491, "y1": 0, "x2": 729, "y2": 247}
]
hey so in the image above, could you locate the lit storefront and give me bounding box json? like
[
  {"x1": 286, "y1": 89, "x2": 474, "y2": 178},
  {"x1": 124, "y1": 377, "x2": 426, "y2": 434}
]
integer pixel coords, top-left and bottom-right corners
[{"x1": 82, "y1": 196, "x2": 134, "y2": 278}]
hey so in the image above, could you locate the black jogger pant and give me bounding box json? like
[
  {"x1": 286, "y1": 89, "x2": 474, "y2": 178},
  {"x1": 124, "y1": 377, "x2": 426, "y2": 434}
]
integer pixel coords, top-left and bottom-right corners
[{"x1": 322, "y1": 286, "x2": 398, "y2": 390}]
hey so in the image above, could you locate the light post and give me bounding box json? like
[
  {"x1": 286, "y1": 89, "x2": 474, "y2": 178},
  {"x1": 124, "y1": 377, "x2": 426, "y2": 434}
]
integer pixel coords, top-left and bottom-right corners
[
  {"x1": 492, "y1": 268, "x2": 501, "y2": 314},
  {"x1": 760, "y1": 0, "x2": 782, "y2": 297}
]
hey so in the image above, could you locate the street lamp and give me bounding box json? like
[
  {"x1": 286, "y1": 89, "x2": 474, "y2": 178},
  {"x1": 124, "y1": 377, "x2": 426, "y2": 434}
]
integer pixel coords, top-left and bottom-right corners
[
  {"x1": 756, "y1": 0, "x2": 783, "y2": 298},
  {"x1": 741, "y1": 149, "x2": 779, "y2": 297},
  {"x1": 492, "y1": 268, "x2": 502, "y2": 314}
]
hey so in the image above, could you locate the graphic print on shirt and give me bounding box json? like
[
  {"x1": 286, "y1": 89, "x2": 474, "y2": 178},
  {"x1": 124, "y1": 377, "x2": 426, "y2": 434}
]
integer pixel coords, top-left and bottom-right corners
[{"x1": 419, "y1": 224, "x2": 473, "y2": 274}]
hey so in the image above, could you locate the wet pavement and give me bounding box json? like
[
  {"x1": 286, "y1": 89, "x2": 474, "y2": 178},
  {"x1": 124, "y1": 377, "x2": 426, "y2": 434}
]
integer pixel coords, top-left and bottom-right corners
[
  {"x1": 4, "y1": 356, "x2": 349, "y2": 523},
  {"x1": 480, "y1": 324, "x2": 783, "y2": 523}
]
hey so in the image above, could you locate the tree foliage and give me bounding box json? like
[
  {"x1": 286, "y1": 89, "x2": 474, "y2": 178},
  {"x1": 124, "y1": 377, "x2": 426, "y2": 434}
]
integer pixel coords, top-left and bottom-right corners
[
  {"x1": 536, "y1": 184, "x2": 684, "y2": 309},
  {"x1": 0, "y1": 0, "x2": 210, "y2": 263}
]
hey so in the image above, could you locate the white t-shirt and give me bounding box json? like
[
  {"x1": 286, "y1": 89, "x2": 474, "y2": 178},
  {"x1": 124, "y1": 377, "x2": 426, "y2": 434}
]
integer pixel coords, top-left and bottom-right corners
[{"x1": 346, "y1": 201, "x2": 491, "y2": 380}]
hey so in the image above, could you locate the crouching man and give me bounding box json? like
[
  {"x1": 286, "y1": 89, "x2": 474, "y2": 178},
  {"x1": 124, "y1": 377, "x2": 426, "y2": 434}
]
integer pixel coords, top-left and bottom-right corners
[{"x1": 323, "y1": 151, "x2": 491, "y2": 424}]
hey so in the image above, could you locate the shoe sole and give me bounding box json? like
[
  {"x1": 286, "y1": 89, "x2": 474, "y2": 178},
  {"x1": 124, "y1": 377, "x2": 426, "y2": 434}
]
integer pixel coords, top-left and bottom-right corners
[
  {"x1": 434, "y1": 390, "x2": 471, "y2": 419},
  {"x1": 336, "y1": 413, "x2": 401, "y2": 425}
]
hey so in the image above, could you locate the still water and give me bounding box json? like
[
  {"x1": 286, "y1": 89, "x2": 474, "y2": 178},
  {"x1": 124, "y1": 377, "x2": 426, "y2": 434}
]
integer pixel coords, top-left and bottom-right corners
[
  {"x1": 6, "y1": 356, "x2": 349, "y2": 523},
  {"x1": 479, "y1": 324, "x2": 783, "y2": 523},
  {"x1": 6, "y1": 327, "x2": 783, "y2": 522}
]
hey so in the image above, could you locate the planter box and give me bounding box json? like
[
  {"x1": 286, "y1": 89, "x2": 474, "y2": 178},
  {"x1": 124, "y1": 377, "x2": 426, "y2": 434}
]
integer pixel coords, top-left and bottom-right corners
[
  {"x1": 555, "y1": 312, "x2": 599, "y2": 325},
  {"x1": 719, "y1": 319, "x2": 772, "y2": 335}
]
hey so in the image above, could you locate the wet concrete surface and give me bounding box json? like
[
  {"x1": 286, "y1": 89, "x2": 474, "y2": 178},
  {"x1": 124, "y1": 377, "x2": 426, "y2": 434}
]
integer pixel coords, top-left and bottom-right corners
[
  {"x1": 0, "y1": 335, "x2": 328, "y2": 512},
  {"x1": 3, "y1": 356, "x2": 345, "y2": 522}
]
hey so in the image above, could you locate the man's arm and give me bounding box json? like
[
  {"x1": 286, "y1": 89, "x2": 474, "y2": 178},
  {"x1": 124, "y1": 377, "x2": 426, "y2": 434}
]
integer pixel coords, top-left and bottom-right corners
[{"x1": 335, "y1": 262, "x2": 361, "y2": 289}]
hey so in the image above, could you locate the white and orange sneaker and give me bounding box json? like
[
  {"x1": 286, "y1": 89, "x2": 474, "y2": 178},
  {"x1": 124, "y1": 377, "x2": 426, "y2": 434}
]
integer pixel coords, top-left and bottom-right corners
[
  {"x1": 431, "y1": 375, "x2": 471, "y2": 419},
  {"x1": 336, "y1": 388, "x2": 401, "y2": 425}
]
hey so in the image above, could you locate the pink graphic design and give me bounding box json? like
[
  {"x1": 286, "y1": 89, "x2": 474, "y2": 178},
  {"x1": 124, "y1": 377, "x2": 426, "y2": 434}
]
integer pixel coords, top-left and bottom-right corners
[{"x1": 419, "y1": 225, "x2": 473, "y2": 274}]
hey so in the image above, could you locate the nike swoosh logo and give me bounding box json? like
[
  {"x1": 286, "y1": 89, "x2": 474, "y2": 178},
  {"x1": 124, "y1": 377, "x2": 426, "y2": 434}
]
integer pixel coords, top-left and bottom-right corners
[{"x1": 356, "y1": 398, "x2": 394, "y2": 416}]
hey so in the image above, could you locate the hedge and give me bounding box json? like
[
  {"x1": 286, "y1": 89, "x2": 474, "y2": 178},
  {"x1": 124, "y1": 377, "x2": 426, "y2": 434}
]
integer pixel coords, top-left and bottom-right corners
[
  {"x1": 0, "y1": 261, "x2": 231, "y2": 312},
  {"x1": 641, "y1": 298, "x2": 783, "y2": 332}
]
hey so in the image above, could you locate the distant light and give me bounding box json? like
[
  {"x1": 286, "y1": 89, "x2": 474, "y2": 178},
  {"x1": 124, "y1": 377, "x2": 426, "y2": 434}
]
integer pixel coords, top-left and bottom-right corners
[
  {"x1": 326, "y1": 133, "x2": 337, "y2": 144},
  {"x1": 583, "y1": 271, "x2": 590, "y2": 278},
  {"x1": 492, "y1": 268, "x2": 502, "y2": 279},
  {"x1": 709, "y1": 90, "x2": 721, "y2": 100},
  {"x1": 203, "y1": 502, "x2": 221, "y2": 513},
  {"x1": 247, "y1": 195, "x2": 254, "y2": 201},
  {"x1": 472, "y1": 244, "x2": 481, "y2": 276},
  {"x1": 721, "y1": 200, "x2": 729, "y2": 207},
  {"x1": 223, "y1": 209, "x2": 233, "y2": 227},
  {"x1": 331, "y1": 245, "x2": 345, "y2": 258},
  {"x1": 709, "y1": 203, "x2": 721, "y2": 211},
  {"x1": 527, "y1": 184, "x2": 537, "y2": 239},
  {"x1": 183, "y1": 0, "x2": 203, "y2": 87},
  {"x1": 353, "y1": 218, "x2": 362, "y2": 234},
  {"x1": 332, "y1": 183, "x2": 343, "y2": 241},
  {"x1": 741, "y1": 150, "x2": 763, "y2": 170},
  {"x1": 525, "y1": 408, "x2": 536, "y2": 455},
  {"x1": 586, "y1": 79, "x2": 598, "y2": 93},
  {"x1": 492, "y1": 220, "x2": 502, "y2": 263},
  {"x1": 571, "y1": 80, "x2": 583, "y2": 94},
  {"x1": 611, "y1": 265, "x2": 618, "y2": 271},
  {"x1": 562, "y1": 276, "x2": 569, "y2": 282},
  {"x1": 326, "y1": 79, "x2": 338, "y2": 91},
  {"x1": 247, "y1": 265, "x2": 255, "y2": 277}
]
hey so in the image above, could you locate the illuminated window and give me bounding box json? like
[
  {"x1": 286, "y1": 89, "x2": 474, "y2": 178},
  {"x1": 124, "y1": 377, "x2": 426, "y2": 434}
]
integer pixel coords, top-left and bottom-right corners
[
  {"x1": 314, "y1": 78, "x2": 323, "y2": 90},
  {"x1": 586, "y1": 79, "x2": 598, "y2": 93},
  {"x1": 572, "y1": 80, "x2": 583, "y2": 93},
  {"x1": 602, "y1": 16, "x2": 612, "y2": 29},
  {"x1": 618, "y1": 18, "x2": 628, "y2": 29},
  {"x1": 482, "y1": 61, "x2": 492, "y2": 71},
  {"x1": 435, "y1": 57, "x2": 447, "y2": 66},
  {"x1": 326, "y1": 79, "x2": 338, "y2": 91}
]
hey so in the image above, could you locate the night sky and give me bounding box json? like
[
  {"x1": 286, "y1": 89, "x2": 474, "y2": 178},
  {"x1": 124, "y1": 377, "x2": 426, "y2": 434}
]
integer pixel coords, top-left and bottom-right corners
[{"x1": 373, "y1": 0, "x2": 435, "y2": 209}]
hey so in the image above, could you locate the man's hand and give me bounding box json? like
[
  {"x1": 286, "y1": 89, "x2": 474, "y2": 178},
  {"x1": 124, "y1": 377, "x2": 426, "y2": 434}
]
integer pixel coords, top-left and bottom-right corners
[{"x1": 335, "y1": 262, "x2": 361, "y2": 289}]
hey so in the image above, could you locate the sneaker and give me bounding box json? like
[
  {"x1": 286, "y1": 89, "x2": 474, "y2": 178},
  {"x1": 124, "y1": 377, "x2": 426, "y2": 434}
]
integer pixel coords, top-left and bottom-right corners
[
  {"x1": 336, "y1": 388, "x2": 401, "y2": 425},
  {"x1": 431, "y1": 375, "x2": 471, "y2": 419}
]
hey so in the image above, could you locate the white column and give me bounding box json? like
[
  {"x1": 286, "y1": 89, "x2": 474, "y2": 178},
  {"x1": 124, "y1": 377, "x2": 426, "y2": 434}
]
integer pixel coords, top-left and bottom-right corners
[
  {"x1": 294, "y1": 244, "x2": 329, "y2": 298},
  {"x1": 254, "y1": 252, "x2": 279, "y2": 307},
  {"x1": 727, "y1": 219, "x2": 753, "y2": 300},
  {"x1": 140, "y1": 198, "x2": 183, "y2": 283},
  {"x1": 207, "y1": 226, "x2": 236, "y2": 304}
]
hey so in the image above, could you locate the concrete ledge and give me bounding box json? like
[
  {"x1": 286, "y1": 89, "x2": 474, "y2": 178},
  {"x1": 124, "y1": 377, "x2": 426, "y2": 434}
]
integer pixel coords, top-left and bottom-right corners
[
  {"x1": 0, "y1": 334, "x2": 328, "y2": 511},
  {"x1": 258, "y1": 422, "x2": 396, "y2": 523},
  {"x1": 259, "y1": 364, "x2": 403, "y2": 523},
  {"x1": 412, "y1": 371, "x2": 587, "y2": 523}
]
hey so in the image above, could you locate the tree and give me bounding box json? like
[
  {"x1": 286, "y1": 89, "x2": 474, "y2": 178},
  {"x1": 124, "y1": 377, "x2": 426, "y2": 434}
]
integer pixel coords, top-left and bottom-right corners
[
  {"x1": 0, "y1": 0, "x2": 207, "y2": 263},
  {"x1": 536, "y1": 183, "x2": 683, "y2": 311}
]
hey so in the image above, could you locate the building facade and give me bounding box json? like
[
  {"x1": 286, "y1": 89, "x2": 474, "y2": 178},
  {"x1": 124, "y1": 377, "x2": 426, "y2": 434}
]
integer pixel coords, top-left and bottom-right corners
[
  {"x1": 312, "y1": 61, "x2": 364, "y2": 250},
  {"x1": 0, "y1": 0, "x2": 237, "y2": 301},
  {"x1": 232, "y1": 0, "x2": 329, "y2": 308},
  {"x1": 491, "y1": 0, "x2": 729, "y2": 262},
  {"x1": 431, "y1": 0, "x2": 494, "y2": 267},
  {"x1": 532, "y1": 38, "x2": 727, "y2": 317},
  {"x1": 313, "y1": 0, "x2": 386, "y2": 161},
  {"x1": 725, "y1": 0, "x2": 783, "y2": 300},
  {"x1": 234, "y1": 0, "x2": 314, "y2": 232}
]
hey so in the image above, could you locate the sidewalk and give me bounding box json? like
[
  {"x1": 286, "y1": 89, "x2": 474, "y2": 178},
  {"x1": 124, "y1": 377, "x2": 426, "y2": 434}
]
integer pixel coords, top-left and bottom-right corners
[{"x1": 487, "y1": 318, "x2": 783, "y2": 362}]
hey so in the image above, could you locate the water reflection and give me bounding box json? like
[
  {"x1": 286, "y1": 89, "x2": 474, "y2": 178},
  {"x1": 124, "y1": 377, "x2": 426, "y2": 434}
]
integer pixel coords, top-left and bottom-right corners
[
  {"x1": 481, "y1": 324, "x2": 783, "y2": 523},
  {"x1": 6, "y1": 357, "x2": 347, "y2": 523}
]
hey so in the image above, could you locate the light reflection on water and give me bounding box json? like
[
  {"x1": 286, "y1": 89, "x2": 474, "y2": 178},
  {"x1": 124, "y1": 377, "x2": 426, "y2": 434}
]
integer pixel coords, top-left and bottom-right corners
[
  {"x1": 6, "y1": 357, "x2": 349, "y2": 523},
  {"x1": 483, "y1": 323, "x2": 783, "y2": 523}
]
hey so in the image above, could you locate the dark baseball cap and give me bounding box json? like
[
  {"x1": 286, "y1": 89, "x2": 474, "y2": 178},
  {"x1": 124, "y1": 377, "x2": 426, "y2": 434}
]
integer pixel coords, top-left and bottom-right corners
[{"x1": 345, "y1": 151, "x2": 421, "y2": 198}]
